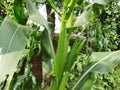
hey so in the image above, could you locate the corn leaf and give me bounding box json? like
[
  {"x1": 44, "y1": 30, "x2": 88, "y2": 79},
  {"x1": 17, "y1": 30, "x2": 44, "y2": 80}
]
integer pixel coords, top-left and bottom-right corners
[
  {"x1": 74, "y1": 7, "x2": 92, "y2": 27},
  {"x1": 85, "y1": 0, "x2": 108, "y2": 5},
  {"x1": 48, "y1": 0, "x2": 61, "y2": 16},
  {"x1": 54, "y1": 26, "x2": 68, "y2": 82},
  {"x1": 59, "y1": 73, "x2": 68, "y2": 90},
  {"x1": 26, "y1": 0, "x2": 52, "y2": 33},
  {"x1": 73, "y1": 50, "x2": 120, "y2": 90},
  {"x1": 66, "y1": 0, "x2": 77, "y2": 20},
  {"x1": 0, "y1": 51, "x2": 23, "y2": 90},
  {"x1": 74, "y1": 72, "x2": 95, "y2": 90},
  {"x1": 26, "y1": 0, "x2": 55, "y2": 73},
  {"x1": 49, "y1": 77, "x2": 58, "y2": 90},
  {"x1": 26, "y1": 0, "x2": 55, "y2": 57},
  {"x1": 0, "y1": 17, "x2": 32, "y2": 90},
  {"x1": 66, "y1": 38, "x2": 85, "y2": 72},
  {"x1": 0, "y1": 17, "x2": 31, "y2": 54}
]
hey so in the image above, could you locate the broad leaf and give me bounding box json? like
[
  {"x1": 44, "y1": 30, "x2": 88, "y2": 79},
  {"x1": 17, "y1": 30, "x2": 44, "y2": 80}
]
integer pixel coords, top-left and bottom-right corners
[
  {"x1": 73, "y1": 50, "x2": 120, "y2": 89},
  {"x1": 85, "y1": 0, "x2": 107, "y2": 5},
  {"x1": 74, "y1": 8, "x2": 92, "y2": 27},
  {"x1": 0, "y1": 51, "x2": 23, "y2": 90},
  {"x1": 0, "y1": 17, "x2": 31, "y2": 54},
  {"x1": 48, "y1": 0, "x2": 61, "y2": 16},
  {"x1": 73, "y1": 72, "x2": 95, "y2": 90},
  {"x1": 26, "y1": 0, "x2": 55, "y2": 59},
  {"x1": 0, "y1": 17, "x2": 31, "y2": 89},
  {"x1": 26, "y1": 0, "x2": 55, "y2": 75},
  {"x1": 90, "y1": 51, "x2": 120, "y2": 73},
  {"x1": 26, "y1": 0, "x2": 52, "y2": 33}
]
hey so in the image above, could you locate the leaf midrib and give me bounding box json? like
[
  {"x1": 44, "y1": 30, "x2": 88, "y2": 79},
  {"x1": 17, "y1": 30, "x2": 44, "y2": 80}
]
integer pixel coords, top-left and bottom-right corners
[
  {"x1": 72, "y1": 50, "x2": 120, "y2": 89},
  {"x1": 7, "y1": 26, "x2": 19, "y2": 53}
]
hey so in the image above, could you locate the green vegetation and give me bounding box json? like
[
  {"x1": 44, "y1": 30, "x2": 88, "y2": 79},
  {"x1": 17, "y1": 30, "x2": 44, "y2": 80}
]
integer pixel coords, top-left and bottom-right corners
[{"x1": 0, "y1": 0, "x2": 120, "y2": 90}]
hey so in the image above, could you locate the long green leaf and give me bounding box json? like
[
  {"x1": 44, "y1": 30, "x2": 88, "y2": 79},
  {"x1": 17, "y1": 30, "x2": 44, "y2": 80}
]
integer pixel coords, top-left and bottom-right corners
[
  {"x1": 74, "y1": 7, "x2": 92, "y2": 27},
  {"x1": 0, "y1": 17, "x2": 31, "y2": 54},
  {"x1": 66, "y1": 38, "x2": 85, "y2": 72},
  {"x1": 74, "y1": 72, "x2": 95, "y2": 90},
  {"x1": 59, "y1": 73, "x2": 68, "y2": 90},
  {"x1": 0, "y1": 17, "x2": 31, "y2": 90},
  {"x1": 26, "y1": 0, "x2": 55, "y2": 59},
  {"x1": 66, "y1": 0, "x2": 77, "y2": 20},
  {"x1": 0, "y1": 51, "x2": 23, "y2": 90},
  {"x1": 49, "y1": 77, "x2": 58, "y2": 90},
  {"x1": 86, "y1": 0, "x2": 108, "y2": 5},
  {"x1": 48, "y1": 0, "x2": 61, "y2": 16},
  {"x1": 73, "y1": 50, "x2": 120, "y2": 89},
  {"x1": 26, "y1": 0, "x2": 52, "y2": 33},
  {"x1": 90, "y1": 51, "x2": 120, "y2": 72},
  {"x1": 26, "y1": 0, "x2": 55, "y2": 74}
]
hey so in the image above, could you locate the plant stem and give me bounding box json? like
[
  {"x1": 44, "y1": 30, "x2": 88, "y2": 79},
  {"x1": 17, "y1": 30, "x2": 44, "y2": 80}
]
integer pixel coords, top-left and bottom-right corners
[{"x1": 54, "y1": 0, "x2": 68, "y2": 85}]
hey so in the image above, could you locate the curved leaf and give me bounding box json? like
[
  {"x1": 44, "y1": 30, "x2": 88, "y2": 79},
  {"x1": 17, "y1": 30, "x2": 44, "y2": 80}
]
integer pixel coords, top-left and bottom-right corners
[
  {"x1": 26, "y1": 0, "x2": 52, "y2": 33},
  {"x1": 73, "y1": 50, "x2": 120, "y2": 89},
  {"x1": 74, "y1": 72, "x2": 95, "y2": 90},
  {"x1": 85, "y1": 0, "x2": 108, "y2": 5},
  {"x1": 0, "y1": 51, "x2": 23, "y2": 90},
  {"x1": 0, "y1": 17, "x2": 32, "y2": 54},
  {"x1": 74, "y1": 7, "x2": 92, "y2": 27},
  {"x1": 0, "y1": 17, "x2": 32, "y2": 89},
  {"x1": 26, "y1": 0, "x2": 55, "y2": 60}
]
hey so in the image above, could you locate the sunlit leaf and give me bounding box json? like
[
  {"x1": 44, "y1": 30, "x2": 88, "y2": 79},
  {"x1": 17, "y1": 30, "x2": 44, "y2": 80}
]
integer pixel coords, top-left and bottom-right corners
[
  {"x1": 90, "y1": 51, "x2": 120, "y2": 73},
  {"x1": 85, "y1": 0, "x2": 107, "y2": 5},
  {"x1": 74, "y1": 8, "x2": 92, "y2": 27},
  {"x1": 0, "y1": 51, "x2": 23, "y2": 90},
  {"x1": 0, "y1": 17, "x2": 31, "y2": 89},
  {"x1": 73, "y1": 50, "x2": 120, "y2": 89},
  {"x1": 74, "y1": 72, "x2": 95, "y2": 90},
  {"x1": 0, "y1": 17, "x2": 32, "y2": 54},
  {"x1": 26, "y1": 0, "x2": 55, "y2": 57},
  {"x1": 26, "y1": 0, "x2": 52, "y2": 33}
]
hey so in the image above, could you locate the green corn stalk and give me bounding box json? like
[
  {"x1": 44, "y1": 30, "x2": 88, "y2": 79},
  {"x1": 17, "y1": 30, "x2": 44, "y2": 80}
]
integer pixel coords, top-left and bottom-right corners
[{"x1": 54, "y1": 0, "x2": 68, "y2": 83}]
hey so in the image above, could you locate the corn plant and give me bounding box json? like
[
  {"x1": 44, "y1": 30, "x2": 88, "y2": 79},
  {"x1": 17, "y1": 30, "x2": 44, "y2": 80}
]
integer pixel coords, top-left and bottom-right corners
[{"x1": 0, "y1": 0, "x2": 120, "y2": 90}]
